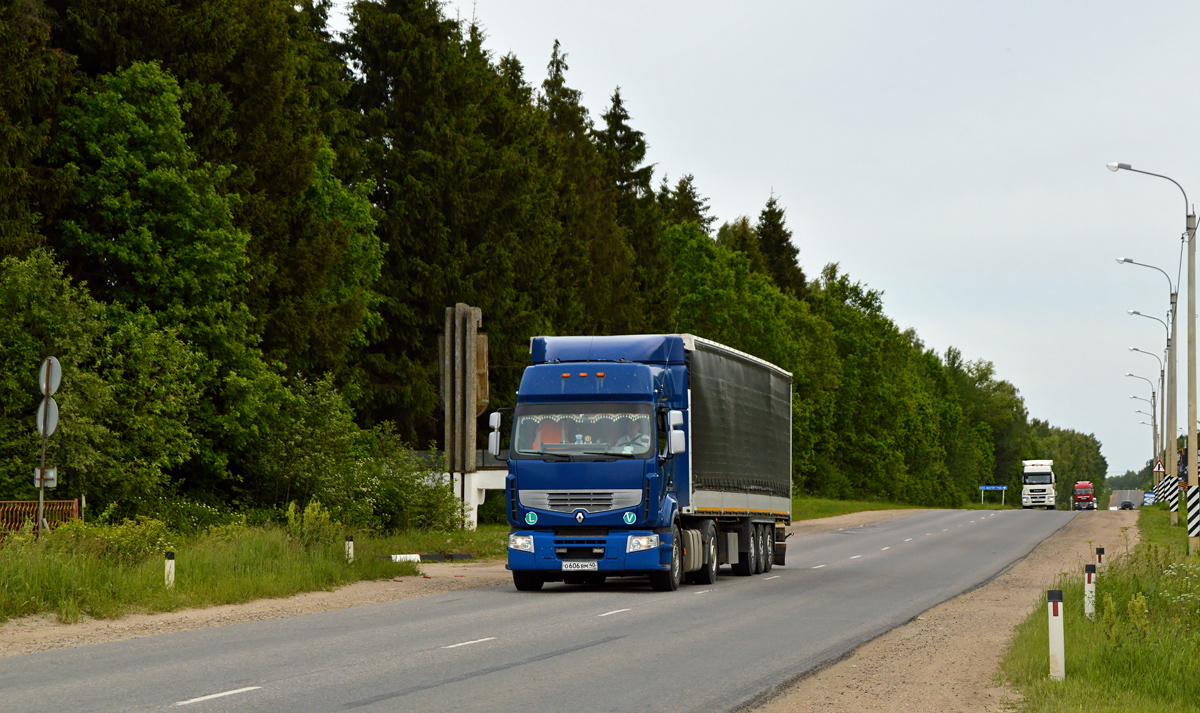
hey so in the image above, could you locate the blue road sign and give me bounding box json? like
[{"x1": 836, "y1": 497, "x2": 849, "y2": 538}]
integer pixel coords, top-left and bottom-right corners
[{"x1": 978, "y1": 485, "x2": 1008, "y2": 491}]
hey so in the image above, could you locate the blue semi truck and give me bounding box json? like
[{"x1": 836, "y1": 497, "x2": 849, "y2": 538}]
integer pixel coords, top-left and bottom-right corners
[{"x1": 486, "y1": 334, "x2": 793, "y2": 591}]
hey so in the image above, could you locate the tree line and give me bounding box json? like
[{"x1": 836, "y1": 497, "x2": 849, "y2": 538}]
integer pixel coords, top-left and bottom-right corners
[{"x1": 0, "y1": 0, "x2": 1106, "y2": 524}]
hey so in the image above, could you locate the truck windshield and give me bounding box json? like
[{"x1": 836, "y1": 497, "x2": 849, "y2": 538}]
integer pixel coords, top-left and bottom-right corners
[
  {"x1": 1075, "y1": 489, "x2": 1093, "y2": 496},
  {"x1": 1024, "y1": 474, "x2": 1053, "y2": 485},
  {"x1": 512, "y1": 403, "x2": 655, "y2": 460}
]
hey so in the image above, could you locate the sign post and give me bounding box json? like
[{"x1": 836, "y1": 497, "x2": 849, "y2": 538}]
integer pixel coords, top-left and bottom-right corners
[
  {"x1": 36, "y1": 357, "x2": 61, "y2": 538},
  {"x1": 979, "y1": 485, "x2": 1008, "y2": 507}
]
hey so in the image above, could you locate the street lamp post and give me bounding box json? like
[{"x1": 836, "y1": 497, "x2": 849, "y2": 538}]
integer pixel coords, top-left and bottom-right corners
[
  {"x1": 1136, "y1": 409, "x2": 1156, "y2": 465},
  {"x1": 1132, "y1": 394, "x2": 1158, "y2": 467},
  {"x1": 1111, "y1": 162, "x2": 1196, "y2": 553},
  {"x1": 1130, "y1": 346, "x2": 1164, "y2": 470},
  {"x1": 1128, "y1": 307, "x2": 1174, "y2": 494}
]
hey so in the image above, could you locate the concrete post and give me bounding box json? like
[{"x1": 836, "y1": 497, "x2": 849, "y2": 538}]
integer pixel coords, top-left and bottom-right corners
[
  {"x1": 1047, "y1": 589, "x2": 1065, "y2": 681},
  {"x1": 345, "y1": 535, "x2": 354, "y2": 564},
  {"x1": 1084, "y1": 564, "x2": 1096, "y2": 621},
  {"x1": 165, "y1": 552, "x2": 175, "y2": 589}
]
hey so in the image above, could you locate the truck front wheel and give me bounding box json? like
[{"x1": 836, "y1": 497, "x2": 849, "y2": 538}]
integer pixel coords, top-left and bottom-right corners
[
  {"x1": 513, "y1": 571, "x2": 544, "y2": 591},
  {"x1": 650, "y1": 524, "x2": 683, "y2": 591}
]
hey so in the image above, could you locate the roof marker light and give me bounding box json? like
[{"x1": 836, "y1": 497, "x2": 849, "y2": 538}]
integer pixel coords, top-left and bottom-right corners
[
  {"x1": 561, "y1": 373, "x2": 570, "y2": 378},
  {"x1": 579, "y1": 373, "x2": 588, "y2": 377},
  {"x1": 596, "y1": 372, "x2": 606, "y2": 378}
]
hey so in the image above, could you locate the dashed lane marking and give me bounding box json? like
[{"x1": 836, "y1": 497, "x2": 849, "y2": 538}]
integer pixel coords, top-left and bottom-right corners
[
  {"x1": 598, "y1": 609, "x2": 630, "y2": 617},
  {"x1": 175, "y1": 687, "x2": 261, "y2": 706},
  {"x1": 850, "y1": 555, "x2": 862, "y2": 559},
  {"x1": 765, "y1": 575, "x2": 781, "y2": 580},
  {"x1": 442, "y1": 637, "x2": 497, "y2": 649},
  {"x1": 811, "y1": 564, "x2": 826, "y2": 569},
  {"x1": 881, "y1": 547, "x2": 890, "y2": 551},
  {"x1": 904, "y1": 538, "x2": 913, "y2": 542}
]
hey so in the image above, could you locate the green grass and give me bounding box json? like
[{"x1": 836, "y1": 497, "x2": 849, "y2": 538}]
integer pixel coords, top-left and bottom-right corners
[
  {"x1": 1000, "y1": 504, "x2": 1200, "y2": 712},
  {"x1": 790, "y1": 495, "x2": 920, "y2": 521},
  {"x1": 0, "y1": 524, "x2": 510, "y2": 624}
]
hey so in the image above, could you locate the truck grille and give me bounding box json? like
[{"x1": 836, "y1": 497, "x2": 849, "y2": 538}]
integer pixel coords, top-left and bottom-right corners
[{"x1": 520, "y1": 489, "x2": 641, "y2": 513}]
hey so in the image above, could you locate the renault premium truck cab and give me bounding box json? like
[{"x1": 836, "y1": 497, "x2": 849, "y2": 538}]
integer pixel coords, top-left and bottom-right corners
[
  {"x1": 1021, "y1": 459, "x2": 1057, "y2": 509},
  {"x1": 489, "y1": 334, "x2": 793, "y2": 592}
]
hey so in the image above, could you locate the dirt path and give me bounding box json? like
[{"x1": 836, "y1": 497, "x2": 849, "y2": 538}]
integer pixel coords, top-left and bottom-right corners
[{"x1": 756, "y1": 509, "x2": 1139, "y2": 713}]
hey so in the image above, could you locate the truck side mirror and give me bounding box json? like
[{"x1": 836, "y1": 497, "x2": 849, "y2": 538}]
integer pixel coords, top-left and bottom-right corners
[
  {"x1": 668, "y1": 410, "x2": 684, "y2": 428},
  {"x1": 488, "y1": 430, "x2": 501, "y2": 458},
  {"x1": 488, "y1": 411, "x2": 502, "y2": 430},
  {"x1": 669, "y1": 430, "x2": 686, "y2": 455}
]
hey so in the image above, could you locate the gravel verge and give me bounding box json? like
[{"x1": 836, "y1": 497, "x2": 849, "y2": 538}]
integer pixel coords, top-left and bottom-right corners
[{"x1": 755, "y1": 509, "x2": 1139, "y2": 713}]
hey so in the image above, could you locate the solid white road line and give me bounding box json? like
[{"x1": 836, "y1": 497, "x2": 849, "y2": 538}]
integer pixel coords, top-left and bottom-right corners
[
  {"x1": 442, "y1": 637, "x2": 497, "y2": 649},
  {"x1": 811, "y1": 564, "x2": 826, "y2": 569},
  {"x1": 598, "y1": 609, "x2": 630, "y2": 617},
  {"x1": 765, "y1": 575, "x2": 781, "y2": 580},
  {"x1": 175, "y1": 687, "x2": 261, "y2": 706}
]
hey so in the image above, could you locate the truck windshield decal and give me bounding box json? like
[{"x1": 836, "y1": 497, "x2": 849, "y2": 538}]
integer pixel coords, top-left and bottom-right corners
[{"x1": 512, "y1": 403, "x2": 655, "y2": 460}]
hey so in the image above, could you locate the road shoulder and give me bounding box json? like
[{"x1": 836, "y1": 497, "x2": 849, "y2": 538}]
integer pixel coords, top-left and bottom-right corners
[{"x1": 755, "y1": 509, "x2": 1139, "y2": 713}]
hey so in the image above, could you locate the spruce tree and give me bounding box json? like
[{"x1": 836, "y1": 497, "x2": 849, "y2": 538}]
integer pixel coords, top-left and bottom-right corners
[
  {"x1": 659, "y1": 174, "x2": 714, "y2": 233},
  {"x1": 756, "y1": 194, "x2": 806, "y2": 297}
]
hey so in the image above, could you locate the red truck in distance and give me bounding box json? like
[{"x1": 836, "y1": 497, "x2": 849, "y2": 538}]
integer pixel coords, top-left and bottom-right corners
[{"x1": 1073, "y1": 481, "x2": 1096, "y2": 510}]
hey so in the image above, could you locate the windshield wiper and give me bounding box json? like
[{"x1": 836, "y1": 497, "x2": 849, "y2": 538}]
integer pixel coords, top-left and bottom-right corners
[
  {"x1": 580, "y1": 450, "x2": 639, "y2": 459},
  {"x1": 529, "y1": 450, "x2": 572, "y2": 461}
]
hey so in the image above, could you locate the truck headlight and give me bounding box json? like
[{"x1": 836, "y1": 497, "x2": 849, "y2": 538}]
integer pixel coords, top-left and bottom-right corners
[
  {"x1": 626, "y1": 534, "x2": 659, "y2": 553},
  {"x1": 509, "y1": 533, "x2": 535, "y2": 553}
]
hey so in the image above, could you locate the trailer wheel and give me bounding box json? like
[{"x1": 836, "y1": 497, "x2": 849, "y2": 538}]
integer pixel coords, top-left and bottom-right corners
[
  {"x1": 762, "y1": 525, "x2": 774, "y2": 573},
  {"x1": 650, "y1": 524, "x2": 683, "y2": 591},
  {"x1": 749, "y1": 525, "x2": 762, "y2": 575},
  {"x1": 512, "y1": 571, "x2": 544, "y2": 591},
  {"x1": 690, "y1": 520, "x2": 718, "y2": 585},
  {"x1": 732, "y1": 526, "x2": 755, "y2": 577}
]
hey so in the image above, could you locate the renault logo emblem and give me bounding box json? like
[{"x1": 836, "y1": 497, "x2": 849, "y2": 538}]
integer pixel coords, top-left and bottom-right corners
[{"x1": 575, "y1": 511, "x2": 586, "y2": 524}]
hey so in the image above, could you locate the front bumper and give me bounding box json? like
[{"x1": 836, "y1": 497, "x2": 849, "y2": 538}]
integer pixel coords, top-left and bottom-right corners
[{"x1": 507, "y1": 529, "x2": 672, "y2": 573}]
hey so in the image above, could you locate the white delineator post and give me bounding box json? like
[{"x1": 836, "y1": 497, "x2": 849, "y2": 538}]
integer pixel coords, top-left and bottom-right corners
[
  {"x1": 1084, "y1": 564, "x2": 1096, "y2": 621},
  {"x1": 165, "y1": 552, "x2": 175, "y2": 589},
  {"x1": 1095, "y1": 546, "x2": 1105, "y2": 572},
  {"x1": 1047, "y1": 589, "x2": 1065, "y2": 680},
  {"x1": 345, "y1": 535, "x2": 354, "y2": 564}
]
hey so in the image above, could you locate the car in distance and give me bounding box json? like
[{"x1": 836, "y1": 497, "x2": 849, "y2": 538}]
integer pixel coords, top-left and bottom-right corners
[{"x1": 1119, "y1": 500, "x2": 1135, "y2": 510}]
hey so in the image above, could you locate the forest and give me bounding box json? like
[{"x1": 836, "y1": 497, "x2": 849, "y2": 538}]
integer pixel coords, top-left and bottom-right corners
[{"x1": 0, "y1": 0, "x2": 1108, "y2": 528}]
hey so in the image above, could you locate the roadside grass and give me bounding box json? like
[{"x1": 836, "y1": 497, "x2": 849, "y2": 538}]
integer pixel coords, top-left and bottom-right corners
[
  {"x1": 1001, "y1": 504, "x2": 1200, "y2": 712},
  {"x1": 790, "y1": 496, "x2": 919, "y2": 521},
  {"x1": 0, "y1": 524, "x2": 511, "y2": 625}
]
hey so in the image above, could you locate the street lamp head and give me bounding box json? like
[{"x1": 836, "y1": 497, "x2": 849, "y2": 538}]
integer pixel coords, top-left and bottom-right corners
[
  {"x1": 1108, "y1": 162, "x2": 1132, "y2": 172},
  {"x1": 1128, "y1": 309, "x2": 1140, "y2": 315},
  {"x1": 1117, "y1": 257, "x2": 1130, "y2": 264}
]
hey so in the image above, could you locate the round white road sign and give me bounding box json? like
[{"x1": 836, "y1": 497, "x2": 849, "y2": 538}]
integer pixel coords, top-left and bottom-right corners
[
  {"x1": 36, "y1": 397, "x2": 58, "y2": 438},
  {"x1": 39, "y1": 356, "x2": 61, "y2": 396}
]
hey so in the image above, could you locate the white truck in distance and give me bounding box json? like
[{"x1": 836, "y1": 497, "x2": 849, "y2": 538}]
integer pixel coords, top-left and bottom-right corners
[{"x1": 1021, "y1": 459, "x2": 1057, "y2": 509}]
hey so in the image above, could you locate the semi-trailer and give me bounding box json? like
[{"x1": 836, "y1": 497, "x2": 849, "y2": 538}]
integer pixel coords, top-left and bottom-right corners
[{"x1": 488, "y1": 334, "x2": 793, "y2": 591}]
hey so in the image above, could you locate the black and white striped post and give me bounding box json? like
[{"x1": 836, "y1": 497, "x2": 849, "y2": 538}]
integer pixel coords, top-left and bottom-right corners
[
  {"x1": 1095, "y1": 546, "x2": 1105, "y2": 573},
  {"x1": 1084, "y1": 564, "x2": 1096, "y2": 620},
  {"x1": 1047, "y1": 589, "x2": 1065, "y2": 680},
  {"x1": 165, "y1": 552, "x2": 175, "y2": 589},
  {"x1": 1188, "y1": 487, "x2": 1200, "y2": 542},
  {"x1": 345, "y1": 535, "x2": 354, "y2": 564},
  {"x1": 1171, "y1": 479, "x2": 1181, "y2": 525}
]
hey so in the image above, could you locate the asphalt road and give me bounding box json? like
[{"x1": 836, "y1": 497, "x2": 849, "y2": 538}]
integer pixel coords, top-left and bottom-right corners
[
  {"x1": 0, "y1": 509, "x2": 1075, "y2": 713},
  {"x1": 1111, "y1": 489, "x2": 1143, "y2": 509}
]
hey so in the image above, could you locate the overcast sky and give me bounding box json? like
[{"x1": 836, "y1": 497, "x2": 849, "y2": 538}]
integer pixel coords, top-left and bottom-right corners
[{"x1": 332, "y1": 1, "x2": 1200, "y2": 477}]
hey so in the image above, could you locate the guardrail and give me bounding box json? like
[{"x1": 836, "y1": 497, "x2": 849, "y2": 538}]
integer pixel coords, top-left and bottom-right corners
[{"x1": 0, "y1": 499, "x2": 79, "y2": 533}]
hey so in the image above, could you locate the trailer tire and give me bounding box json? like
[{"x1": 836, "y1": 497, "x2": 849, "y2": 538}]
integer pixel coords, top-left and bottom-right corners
[
  {"x1": 650, "y1": 524, "x2": 683, "y2": 591},
  {"x1": 512, "y1": 571, "x2": 544, "y2": 591},
  {"x1": 752, "y1": 525, "x2": 765, "y2": 575},
  {"x1": 690, "y1": 520, "x2": 718, "y2": 585},
  {"x1": 762, "y1": 525, "x2": 774, "y2": 573}
]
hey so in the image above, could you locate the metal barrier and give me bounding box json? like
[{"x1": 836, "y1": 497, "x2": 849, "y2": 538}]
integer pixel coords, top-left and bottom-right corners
[{"x1": 0, "y1": 500, "x2": 79, "y2": 533}]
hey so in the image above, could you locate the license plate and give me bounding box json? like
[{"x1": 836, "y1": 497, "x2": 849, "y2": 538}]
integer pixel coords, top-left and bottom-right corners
[{"x1": 561, "y1": 561, "x2": 598, "y2": 571}]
